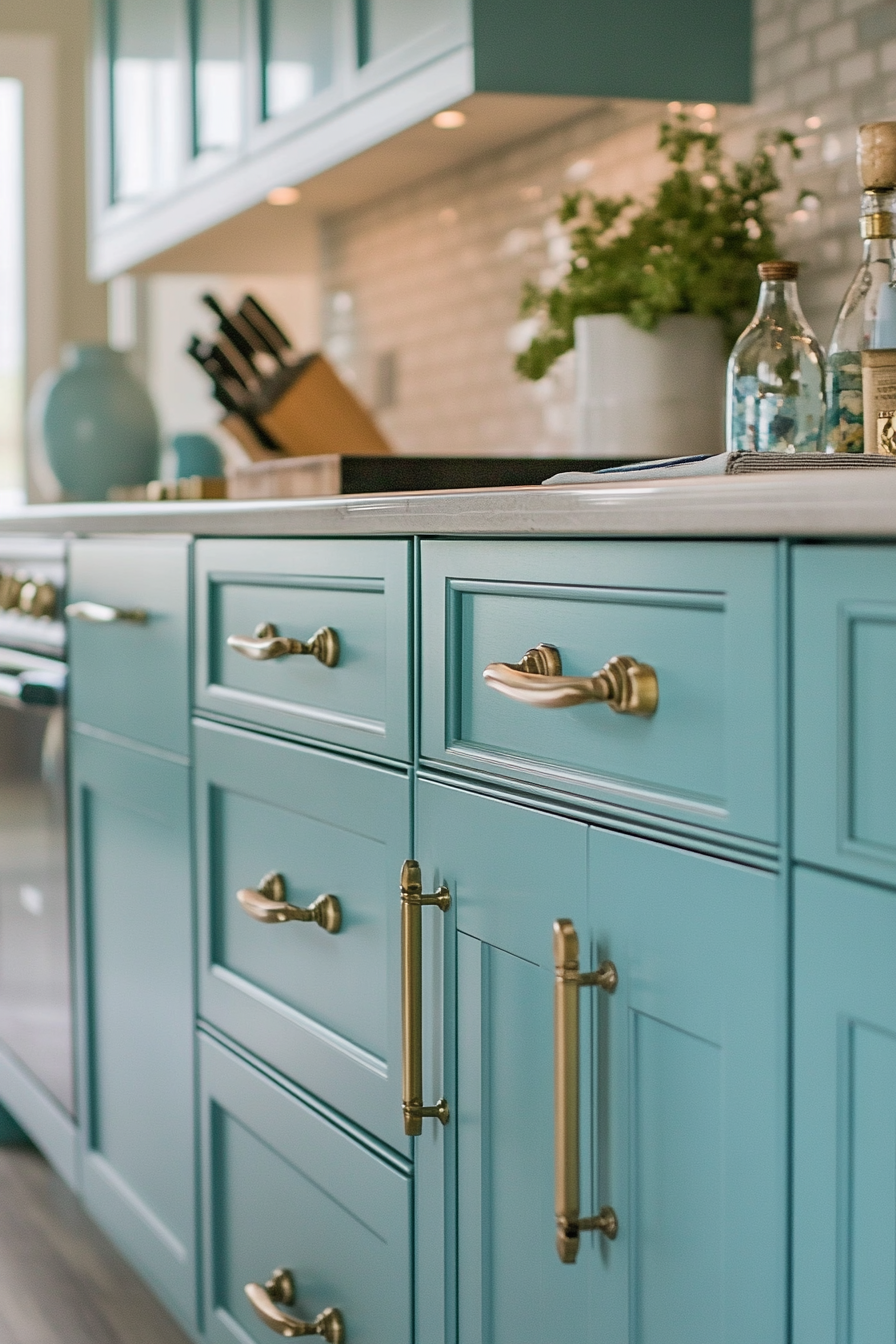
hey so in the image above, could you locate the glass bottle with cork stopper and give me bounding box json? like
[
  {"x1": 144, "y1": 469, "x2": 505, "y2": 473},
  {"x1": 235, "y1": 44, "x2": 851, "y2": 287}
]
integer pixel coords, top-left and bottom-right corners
[
  {"x1": 826, "y1": 121, "x2": 896, "y2": 452},
  {"x1": 726, "y1": 260, "x2": 826, "y2": 453}
]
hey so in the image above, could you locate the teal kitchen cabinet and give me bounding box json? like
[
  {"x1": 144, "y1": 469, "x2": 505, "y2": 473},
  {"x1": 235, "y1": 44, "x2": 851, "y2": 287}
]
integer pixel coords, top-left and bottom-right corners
[
  {"x1": 70, "y1": 730, "x2": 198, "y2": 1333},
  {"x1": 199, "y1": 1031, "x2": 412, "y2": 1344},
  {"x1": 792, "y1": 866, "x2": 896, "y2": 1344},
  {"x1": 793, "y1": 543, "x2": 896, "y2": 888},
  {"x1": 194, "y1": 538, "x2": 412, "y2": 761},
  {"x1": 90, "y1": 0, "x2": 751, "y2": 276},
  {"x1": 420, "y1": 539, "x2": 780, "y2": 851},
  {"x1": 416, "y1": 776, "x2": 785, "y2": 1344},
  {"x1": 194, "y1": 717, "x2": 410, "y2": 1149},
  {"x1": 68, "y1": 537, "x2": 191, "y2": 757}
]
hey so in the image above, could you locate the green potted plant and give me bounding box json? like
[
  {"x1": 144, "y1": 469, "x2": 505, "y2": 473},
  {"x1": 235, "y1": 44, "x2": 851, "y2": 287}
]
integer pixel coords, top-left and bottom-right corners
[{"x1": 517, "y1": 115, "x2": 801, "y2": 458}]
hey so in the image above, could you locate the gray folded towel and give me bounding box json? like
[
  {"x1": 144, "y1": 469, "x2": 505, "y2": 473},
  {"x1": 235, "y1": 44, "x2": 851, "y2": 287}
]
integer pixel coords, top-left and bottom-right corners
[{"x1": 543, "y1": 452, "x2": 896, "y2": 484}]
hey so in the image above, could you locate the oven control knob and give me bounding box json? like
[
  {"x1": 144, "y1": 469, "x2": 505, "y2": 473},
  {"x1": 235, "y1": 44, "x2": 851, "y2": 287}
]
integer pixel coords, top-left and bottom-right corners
[
  {"x1": 0, "y1": 571, "x2": 23, "y2": 610},
  {"x1": 18, "y1": 579, "x2": 58, "y2": 619}
]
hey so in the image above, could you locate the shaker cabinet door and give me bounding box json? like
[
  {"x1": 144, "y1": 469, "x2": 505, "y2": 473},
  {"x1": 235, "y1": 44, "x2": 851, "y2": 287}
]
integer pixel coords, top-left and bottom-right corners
[
  {"x1": 417, "y1": 780, "x2": 786, "y2": 1344},
  {"x1": 793, "y1": 866, "x2": 896, "y2": 1344},
  {"x1": 589, "y1": 830, "x2": 786, "y2": 1344},
  {"x1": 71, "y1": 731, "x2": 197, "y2": 1333}
]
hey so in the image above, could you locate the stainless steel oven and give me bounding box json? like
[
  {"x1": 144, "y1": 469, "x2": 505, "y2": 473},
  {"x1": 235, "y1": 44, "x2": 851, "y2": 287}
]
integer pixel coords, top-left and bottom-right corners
[{"x1": 0, "y1": 540, "x2": 72, "y2": 1116}]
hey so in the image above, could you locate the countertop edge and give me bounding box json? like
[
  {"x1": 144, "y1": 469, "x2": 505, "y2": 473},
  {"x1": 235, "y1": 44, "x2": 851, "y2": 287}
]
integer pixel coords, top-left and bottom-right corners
[{"x1": 1, "y1": 472, "x2": 895, "y2": 538}]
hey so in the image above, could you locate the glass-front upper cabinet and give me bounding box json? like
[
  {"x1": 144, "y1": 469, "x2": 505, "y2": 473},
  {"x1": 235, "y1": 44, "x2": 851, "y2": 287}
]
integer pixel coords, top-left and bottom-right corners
[
  {"x1": 110, "y1": 0, "x2": 184, "y2": 202},
  {"x1": 260, "y1": 0, "x2": 336, "y2": 120},
  {"x1": 193, "y1": 0, "x2": 246, "y2": 155},
  {"x1": 356, "y1": 0, "x2": 459, "y2": 67}
]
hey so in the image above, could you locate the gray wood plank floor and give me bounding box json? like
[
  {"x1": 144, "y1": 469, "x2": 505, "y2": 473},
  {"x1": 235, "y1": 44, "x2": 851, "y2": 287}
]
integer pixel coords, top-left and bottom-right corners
[{"x1": 0, "y1": 1145, "x2": 192, "y2": 1344}]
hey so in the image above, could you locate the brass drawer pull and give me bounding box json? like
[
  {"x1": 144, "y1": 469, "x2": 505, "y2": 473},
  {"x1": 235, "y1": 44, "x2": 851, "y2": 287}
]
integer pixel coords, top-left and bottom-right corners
[
  {"x1": 227, "y1": 622, "x2": 340, "y2": 666},
  {"x1": 65, "y1": 600, "x2": 148, "y2": 625},
  {"x1": 554, "y1": 918, "x2": 618, "y2": 1264},
  {"x1": 483, "y1": 643, "x2": 657, "y2": 715},
  {"x1": 400, "y1": 859, "x2": 450, "y2": 1135},
  {"x1": 245, "y1": 1267, "x2": 345, "y2": 1340},
  {"x1": 237, "y1": 872, "x2": 342, "y2": 934}
]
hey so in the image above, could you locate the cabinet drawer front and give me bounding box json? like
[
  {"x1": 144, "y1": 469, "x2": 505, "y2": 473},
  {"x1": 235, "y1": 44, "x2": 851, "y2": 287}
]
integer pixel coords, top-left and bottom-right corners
[
  {"x1": 793, "y1": 544, "x2": 896, "y2": 884},
  {"x1": 421, "y1": 540, "x2": 779, "y2": 843},
  {"x1": 68, "y1": 538, "x2": 190, "y2": 756},
  {"x1": 200, "y1": 1035, "x2": 411, "y2": 1344},
  {"x1": 196, "y1": 719, "x2": 409, "y2": 1150},
  {"x1": 195, "y1": 539, "x2": 411, "y2": 760}
]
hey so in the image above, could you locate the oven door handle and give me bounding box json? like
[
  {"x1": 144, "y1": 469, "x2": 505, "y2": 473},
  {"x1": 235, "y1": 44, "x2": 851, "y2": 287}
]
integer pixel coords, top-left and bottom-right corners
[{"x1": 0, "y1": 667, "x2": 67, "y2": 707}]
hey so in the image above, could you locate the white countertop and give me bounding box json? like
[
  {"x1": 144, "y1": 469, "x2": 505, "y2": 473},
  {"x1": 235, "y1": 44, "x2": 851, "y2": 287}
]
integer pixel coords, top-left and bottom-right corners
[{"x1": 1, "y1": 470, "x2": 896, "y2": 538}]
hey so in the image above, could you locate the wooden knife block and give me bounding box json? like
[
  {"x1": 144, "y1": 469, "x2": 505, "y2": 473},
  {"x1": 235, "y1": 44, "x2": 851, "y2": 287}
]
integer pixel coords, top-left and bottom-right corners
[{"x1": 223, "y1": 354, "x2": 392, "y2": 460}]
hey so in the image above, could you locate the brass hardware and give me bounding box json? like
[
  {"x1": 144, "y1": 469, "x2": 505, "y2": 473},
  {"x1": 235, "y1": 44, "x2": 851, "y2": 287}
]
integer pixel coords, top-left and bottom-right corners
[
  {"x1": 65, "y1": 600, "x2": 148, "y2": 624},
  {"x1": 400, "y1": 859, "x2": 450, "y2": 1136},
  {"x1": 0, "y1": 571, "x2": 22, "y2": 610},
  {"x1": 18, "y1": 581, "x2": 57, "y2": 619},
  {"x1": 484, "y1": 644, "x2": 658, "y2": 716},
  {"x1": 237, "y1": 872, "x2": 341, "y2": 934},
  {"x1": 245, "y1": 1268, "x2": 345, "y2": 1340},
  {"x1": 553, "y1": 918, "x2": 618, "y2": 1264},
  {"x1": 227, "y1": 622, "x2": 340, "y2": 667}
]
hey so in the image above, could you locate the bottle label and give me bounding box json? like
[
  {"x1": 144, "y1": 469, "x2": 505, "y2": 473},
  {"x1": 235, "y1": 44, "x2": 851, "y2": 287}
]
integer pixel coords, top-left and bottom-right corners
[
  {"x1": 826, "y1": 353, "x2": 865, "y2": 452},
  {"x1": 861, "y1": 349, "x2": 896, "y2": 453}
]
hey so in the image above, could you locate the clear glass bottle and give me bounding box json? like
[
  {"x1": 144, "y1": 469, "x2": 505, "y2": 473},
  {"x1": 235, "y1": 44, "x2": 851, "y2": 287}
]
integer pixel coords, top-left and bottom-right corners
[
  {"x1": 726, "y1": 261, "x2": 826, "y2": 453},
  {"x1": 826, "y1": 187, "x2": 896, "y2": 452}
]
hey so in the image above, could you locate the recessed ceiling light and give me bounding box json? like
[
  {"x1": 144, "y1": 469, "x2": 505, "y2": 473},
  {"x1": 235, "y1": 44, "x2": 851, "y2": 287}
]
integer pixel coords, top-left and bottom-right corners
[
  {"x1": 267, "y1": 186, "x2": 300, "y2": 206},
  {"x1": 432, "y1": 109, "x2": 466, "y2": 129},
  {"x1": 805, "y1": 114, "x2": 822, "y2": 130},
  {"x1": 693, "y1": 103, "x2": 717, "y2": 120}
]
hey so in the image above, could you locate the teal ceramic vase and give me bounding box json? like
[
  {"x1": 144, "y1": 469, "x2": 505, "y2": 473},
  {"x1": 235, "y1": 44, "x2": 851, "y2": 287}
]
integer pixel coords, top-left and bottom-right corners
[{"x1": 41, "y1": 345, "x2": 159, "y2": 500}]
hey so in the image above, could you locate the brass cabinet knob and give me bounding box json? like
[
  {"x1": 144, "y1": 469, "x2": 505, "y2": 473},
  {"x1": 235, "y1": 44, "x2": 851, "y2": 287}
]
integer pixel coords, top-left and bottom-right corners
[
  {"x1": 227, "y1": 622, "x2": 340, "y2": 667},
  {"x1": 18, "y1": 580, "x2": 58, "y2": 619},
  {"x1": 483, "y1": 644, "x2": 658, "y2": 715},
  {"x1": 237, "y1": 872, "x2": 342, "y2": 934},
  {"x1": 65, "y1": 600, "x2": 148, "y2": 624},
  {"x1": 0, "y1": 571, "x2": 23, "y2": 610},
  {"x1": 245, "y1": 1268, "x2": 345, "y2": 1340}
]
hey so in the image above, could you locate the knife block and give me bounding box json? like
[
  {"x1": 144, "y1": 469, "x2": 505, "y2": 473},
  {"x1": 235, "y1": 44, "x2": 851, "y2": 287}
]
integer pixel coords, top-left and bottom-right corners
[{"x1": 222, "y1": 354, "x2": 392, "y2": 460}]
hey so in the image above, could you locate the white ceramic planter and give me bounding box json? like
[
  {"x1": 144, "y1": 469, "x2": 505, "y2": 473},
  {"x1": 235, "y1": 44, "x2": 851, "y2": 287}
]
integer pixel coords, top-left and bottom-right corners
[{"x1": 574, "y1": 313, "x2": 726, "y2": 458}]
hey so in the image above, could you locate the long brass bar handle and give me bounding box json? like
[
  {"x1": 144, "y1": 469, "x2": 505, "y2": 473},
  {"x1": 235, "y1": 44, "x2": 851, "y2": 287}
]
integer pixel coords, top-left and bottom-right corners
[
  {"x1": 245, "y1": 1268, "x2": 345, "y2": 1341},
  {"x1": 237, "y1": 872, "x2": 341, "y2": 934},
  {"x1": 484, "y1": 644, "x2": 657, "y2": 715},
  {"x1": 553, "y1": 918, "x2": 619, "y2": 1265},
  {"x1": 400, "y1": 859, "x2": 450, "y2": 1136},
  {"x1": 65, "y1": 600, "x2": 148, "y2": 625},
  {"x1": 227, "y1": 622, "x2": 339, "y2": 667}
]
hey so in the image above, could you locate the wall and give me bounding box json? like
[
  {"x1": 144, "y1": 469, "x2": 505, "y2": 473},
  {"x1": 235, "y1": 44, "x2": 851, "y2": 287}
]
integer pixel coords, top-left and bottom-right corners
[{"x1": 319, "y1": 0, "x2": 896, "y2": 457}]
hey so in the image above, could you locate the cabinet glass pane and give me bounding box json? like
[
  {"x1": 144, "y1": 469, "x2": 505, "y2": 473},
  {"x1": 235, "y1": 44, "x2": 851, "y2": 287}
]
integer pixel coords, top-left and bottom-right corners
[
  {"x1": 194, "y1": 0, "x2": 244, "y2": 153},
  {"x1": 359, "y1": 0, "x2": 454, "y2": 64},
  {"x1": 262, "y1": 0, "x2": 334, "y2": 118},
  {"x1": 111, "y1": 0, "x2": 181, "y2": 201}
]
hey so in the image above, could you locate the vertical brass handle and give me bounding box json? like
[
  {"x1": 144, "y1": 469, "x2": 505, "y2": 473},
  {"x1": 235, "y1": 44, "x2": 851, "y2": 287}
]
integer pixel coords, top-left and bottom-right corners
[
  {"x1": 554, "y1": 918, "x2": 619, "y2": 1264},
  {"x1": 400, "y1": 859, "x2": 450, "y2": 1136},
  {"x1": 237, "y1": 872, "x2": 342, "y2": 934},
  {"x1": 245, "y1": 1268, "x2": 345, "y2": 1340}
]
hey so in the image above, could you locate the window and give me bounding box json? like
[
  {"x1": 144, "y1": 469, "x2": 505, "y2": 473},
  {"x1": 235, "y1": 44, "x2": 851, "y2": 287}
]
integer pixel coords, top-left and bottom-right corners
[{"x1": 0, "y1": 79, "x2": 23, "y2": 503}]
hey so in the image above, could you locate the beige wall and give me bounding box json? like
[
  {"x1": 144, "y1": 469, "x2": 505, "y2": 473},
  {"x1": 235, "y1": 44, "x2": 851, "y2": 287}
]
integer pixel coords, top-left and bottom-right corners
[{"x1": 2, "y1": 0, "x2": 105, "y2": 362}]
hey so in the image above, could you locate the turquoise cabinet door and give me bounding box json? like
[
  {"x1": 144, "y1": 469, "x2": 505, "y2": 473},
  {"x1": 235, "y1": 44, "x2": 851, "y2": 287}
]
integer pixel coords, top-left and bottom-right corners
[
  {"x1": 68, "y1": 538, "x2": 191, "y2": 757},
  {"x1": 793, "y1": 866, "x2": 896, "y2": 1343},
  {"x1": 416, "y1": 778, "x2": 590, "y2": 1344},
  {"x1": 195, "y1": 718, "x2": 410, "y2": 1151},
  {"x1": 200, "y1": 1033, "x2": 412, "y2": 1344},
  {"x1": 590, "y1": 830, "x2": 786, "y2": 1344},
  {"x1": 418, "y1": 780, "x2": 786, "y2": 1344},
  {"x1": 793, "y1": 543, "x2": 896, "y2": 887},
  {"x1": 71, "y1": 730, "x2": 197, "y2": 1332}
]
